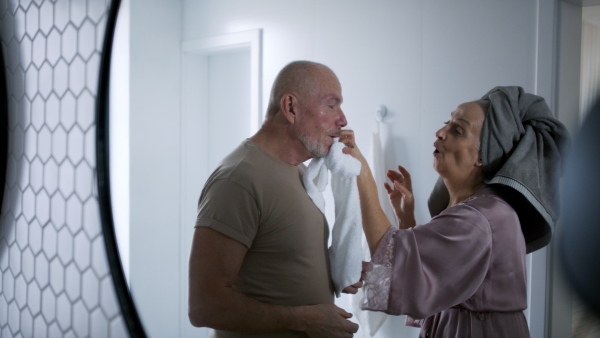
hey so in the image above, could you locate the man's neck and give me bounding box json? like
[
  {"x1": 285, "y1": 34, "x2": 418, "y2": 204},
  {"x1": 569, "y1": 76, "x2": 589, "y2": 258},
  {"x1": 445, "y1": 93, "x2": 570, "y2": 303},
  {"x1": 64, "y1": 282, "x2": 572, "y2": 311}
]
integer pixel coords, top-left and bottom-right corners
[{"x1": 249, "y1": 125, "x2": 312, "y2": 166}]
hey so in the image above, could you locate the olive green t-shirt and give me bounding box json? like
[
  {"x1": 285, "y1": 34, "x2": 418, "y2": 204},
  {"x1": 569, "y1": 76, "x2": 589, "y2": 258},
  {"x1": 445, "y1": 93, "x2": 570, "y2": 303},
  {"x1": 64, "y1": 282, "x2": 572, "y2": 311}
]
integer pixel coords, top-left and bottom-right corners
[{"x1": 195, "y1": 140, "x2": 334, "y2": 337}]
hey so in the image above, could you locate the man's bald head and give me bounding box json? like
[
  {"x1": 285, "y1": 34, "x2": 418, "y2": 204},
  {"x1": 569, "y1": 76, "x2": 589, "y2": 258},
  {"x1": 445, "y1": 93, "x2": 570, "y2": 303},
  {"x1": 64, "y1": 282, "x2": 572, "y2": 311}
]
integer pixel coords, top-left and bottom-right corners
[{"x1": 265, "y1": 61, "x2": 334, "y2": 119}]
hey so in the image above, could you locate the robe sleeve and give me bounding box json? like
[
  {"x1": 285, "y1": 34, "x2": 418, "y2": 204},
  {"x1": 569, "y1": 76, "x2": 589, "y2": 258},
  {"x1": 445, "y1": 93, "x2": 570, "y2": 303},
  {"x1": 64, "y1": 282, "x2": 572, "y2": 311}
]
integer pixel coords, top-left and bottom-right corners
[{"x1": 361, "y1": 203, "x2": 493, "y2": 319}]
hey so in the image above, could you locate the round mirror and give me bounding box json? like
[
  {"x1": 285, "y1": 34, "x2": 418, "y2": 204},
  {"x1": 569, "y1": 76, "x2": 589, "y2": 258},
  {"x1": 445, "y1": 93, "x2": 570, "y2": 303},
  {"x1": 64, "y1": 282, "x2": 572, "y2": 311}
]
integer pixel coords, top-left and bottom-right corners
[{"x1": 102, "y1": 1, "x2": 590, "y2": 337}]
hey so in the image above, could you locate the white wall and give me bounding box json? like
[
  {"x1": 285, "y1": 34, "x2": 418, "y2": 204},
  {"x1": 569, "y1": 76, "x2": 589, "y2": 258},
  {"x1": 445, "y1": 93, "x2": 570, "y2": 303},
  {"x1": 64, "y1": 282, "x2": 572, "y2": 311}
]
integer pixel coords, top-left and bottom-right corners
[
  {"x1": 129, "y1": 0, "x2": 183, "y2": 336},
  {"x1": 180, "y1": 1, "x2": 553, "y2": 337}
]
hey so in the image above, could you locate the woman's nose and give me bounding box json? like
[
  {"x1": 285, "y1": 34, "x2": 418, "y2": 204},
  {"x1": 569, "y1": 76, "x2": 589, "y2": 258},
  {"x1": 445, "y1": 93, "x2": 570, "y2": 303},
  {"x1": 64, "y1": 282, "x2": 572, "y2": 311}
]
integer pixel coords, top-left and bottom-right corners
[{"x1": 435, "y1": 127, "x2": 445, "y2": 140}]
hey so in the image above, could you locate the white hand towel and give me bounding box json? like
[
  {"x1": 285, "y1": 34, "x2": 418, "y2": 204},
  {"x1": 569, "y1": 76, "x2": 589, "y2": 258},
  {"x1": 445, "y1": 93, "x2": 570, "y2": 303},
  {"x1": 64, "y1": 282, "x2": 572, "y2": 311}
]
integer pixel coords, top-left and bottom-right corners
[
  {"x1": 304, "y1": 138, "x2": 363, "y2": 297},
  {"x1": 303, "y1": 157, "x2": 329, "y2": 215}
]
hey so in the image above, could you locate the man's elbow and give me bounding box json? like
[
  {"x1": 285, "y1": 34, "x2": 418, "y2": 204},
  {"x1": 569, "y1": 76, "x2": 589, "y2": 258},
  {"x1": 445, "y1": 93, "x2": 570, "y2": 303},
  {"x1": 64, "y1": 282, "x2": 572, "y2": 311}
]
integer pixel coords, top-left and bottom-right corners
[{"x1": 188, "y1": 306, "x2": 210, "y2": 327}]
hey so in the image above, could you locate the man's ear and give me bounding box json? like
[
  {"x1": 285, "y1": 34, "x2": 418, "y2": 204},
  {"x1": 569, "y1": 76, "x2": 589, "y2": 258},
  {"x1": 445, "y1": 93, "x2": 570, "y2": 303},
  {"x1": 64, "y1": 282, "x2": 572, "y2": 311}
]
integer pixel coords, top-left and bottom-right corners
[
  {"x1": 476, "y1": 158, "x2": 483, "y2": 167},
  {"x1": 280, "y1": 94, "x2": 298, "y2": 124}
]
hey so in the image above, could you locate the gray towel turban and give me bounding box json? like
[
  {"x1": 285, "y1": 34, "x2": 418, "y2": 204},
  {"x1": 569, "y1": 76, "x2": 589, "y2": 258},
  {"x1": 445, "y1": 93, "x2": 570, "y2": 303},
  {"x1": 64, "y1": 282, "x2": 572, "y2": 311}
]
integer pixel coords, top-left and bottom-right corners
[{"x1": 428, "y1": 86, "x2": 570, "y2": 253}]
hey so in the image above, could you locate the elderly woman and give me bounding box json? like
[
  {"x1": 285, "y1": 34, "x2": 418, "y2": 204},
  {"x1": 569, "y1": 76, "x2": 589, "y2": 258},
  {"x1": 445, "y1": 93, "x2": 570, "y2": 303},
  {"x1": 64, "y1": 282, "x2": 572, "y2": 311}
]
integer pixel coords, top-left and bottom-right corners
[{"x1": 340, "y1": 86, "x2": 569, "y2": 337}]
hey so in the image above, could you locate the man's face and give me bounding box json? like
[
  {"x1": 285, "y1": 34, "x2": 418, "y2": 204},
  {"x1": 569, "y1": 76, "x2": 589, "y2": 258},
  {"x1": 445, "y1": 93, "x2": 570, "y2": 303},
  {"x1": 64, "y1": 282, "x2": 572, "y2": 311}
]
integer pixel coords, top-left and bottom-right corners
[{"x1": 295, "y1": 69, "x2": 347, "y2": 158}]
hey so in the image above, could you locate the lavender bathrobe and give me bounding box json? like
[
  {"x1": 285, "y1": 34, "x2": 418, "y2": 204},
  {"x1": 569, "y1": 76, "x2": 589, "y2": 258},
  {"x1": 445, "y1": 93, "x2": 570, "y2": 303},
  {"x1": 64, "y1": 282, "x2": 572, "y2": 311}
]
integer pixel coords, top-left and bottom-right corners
[{"x1": 362, "y1": 185, "x2": 530, "y2": 338}]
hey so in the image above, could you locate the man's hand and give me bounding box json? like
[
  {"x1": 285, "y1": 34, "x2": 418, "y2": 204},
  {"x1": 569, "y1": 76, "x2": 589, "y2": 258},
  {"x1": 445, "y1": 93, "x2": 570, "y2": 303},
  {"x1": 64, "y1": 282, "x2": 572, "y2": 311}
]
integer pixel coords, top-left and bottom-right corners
[{"x1": 297, "y1": 304, "x2": 359, "y2": 338}]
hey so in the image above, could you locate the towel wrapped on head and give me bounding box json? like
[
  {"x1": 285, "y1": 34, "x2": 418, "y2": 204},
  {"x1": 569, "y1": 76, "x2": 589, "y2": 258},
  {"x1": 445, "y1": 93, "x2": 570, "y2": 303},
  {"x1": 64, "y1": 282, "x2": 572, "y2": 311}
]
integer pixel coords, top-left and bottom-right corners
[{"x1": 428, "y1": 86, "x2": 570, "y2": 253}]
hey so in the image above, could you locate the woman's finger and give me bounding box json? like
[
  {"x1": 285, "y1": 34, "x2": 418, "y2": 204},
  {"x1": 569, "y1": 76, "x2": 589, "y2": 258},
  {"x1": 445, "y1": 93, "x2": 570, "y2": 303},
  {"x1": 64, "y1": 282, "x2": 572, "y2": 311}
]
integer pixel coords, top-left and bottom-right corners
[
  {"x1": 397, "y1": 165, "x2": 412, "y2": 189},
  {"x1": 387, "y1": 170, "x2": 404, "y2": 182},
  {"x1": 384, "y1": 182, "x2": 393, "y2": 194}
]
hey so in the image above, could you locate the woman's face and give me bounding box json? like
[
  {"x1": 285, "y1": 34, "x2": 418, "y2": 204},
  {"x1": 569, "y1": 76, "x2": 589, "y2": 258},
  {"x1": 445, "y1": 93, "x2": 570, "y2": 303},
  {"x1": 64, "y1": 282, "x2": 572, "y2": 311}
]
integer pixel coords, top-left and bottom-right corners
[{"x1": 433, "y1": 102, "x2": 485, "y2": 183}]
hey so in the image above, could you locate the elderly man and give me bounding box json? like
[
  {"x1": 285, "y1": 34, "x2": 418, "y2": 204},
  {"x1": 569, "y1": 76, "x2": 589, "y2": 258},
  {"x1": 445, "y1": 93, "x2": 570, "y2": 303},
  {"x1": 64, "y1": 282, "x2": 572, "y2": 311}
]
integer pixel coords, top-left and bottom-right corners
[{"x1": 188, "y1": 61, "x2": 361, "y2": 338}]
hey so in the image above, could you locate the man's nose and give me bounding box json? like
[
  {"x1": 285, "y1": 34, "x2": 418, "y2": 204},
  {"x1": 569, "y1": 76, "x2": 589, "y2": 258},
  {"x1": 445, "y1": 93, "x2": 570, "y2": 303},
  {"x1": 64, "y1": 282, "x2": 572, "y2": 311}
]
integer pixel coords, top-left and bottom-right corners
[{"x1": 337, "y1": 109, "x2": 348, "y2": 128}]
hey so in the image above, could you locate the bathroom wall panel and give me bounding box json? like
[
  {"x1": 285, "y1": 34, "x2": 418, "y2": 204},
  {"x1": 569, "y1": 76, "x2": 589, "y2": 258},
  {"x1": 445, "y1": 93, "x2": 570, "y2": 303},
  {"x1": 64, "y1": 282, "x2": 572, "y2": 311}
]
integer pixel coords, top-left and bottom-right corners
[{"x1": 0, "y1": 0, "x2": 127, "y2": 337}]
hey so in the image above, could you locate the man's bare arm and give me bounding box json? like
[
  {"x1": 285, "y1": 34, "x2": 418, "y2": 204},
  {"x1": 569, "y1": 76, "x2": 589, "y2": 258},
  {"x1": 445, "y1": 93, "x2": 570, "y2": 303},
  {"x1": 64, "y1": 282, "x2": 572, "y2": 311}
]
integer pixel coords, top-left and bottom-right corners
[{"x1": 188, "y1": 227, "x2": 359, "y2": 337}]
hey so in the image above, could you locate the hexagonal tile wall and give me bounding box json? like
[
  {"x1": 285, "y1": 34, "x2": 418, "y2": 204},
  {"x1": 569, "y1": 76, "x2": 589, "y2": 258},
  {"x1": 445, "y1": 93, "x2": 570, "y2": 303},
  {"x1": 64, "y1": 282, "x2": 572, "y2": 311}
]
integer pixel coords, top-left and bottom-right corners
[{"x1": 0, "y1": 0, "x2": 128, "y2": 337}]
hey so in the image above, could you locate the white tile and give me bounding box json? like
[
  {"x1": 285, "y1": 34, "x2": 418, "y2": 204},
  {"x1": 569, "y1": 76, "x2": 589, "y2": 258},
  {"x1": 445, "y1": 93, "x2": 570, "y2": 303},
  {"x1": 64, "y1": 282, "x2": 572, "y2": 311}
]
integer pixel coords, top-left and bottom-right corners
[
  {"x1": 2, "y1": 269, "x2": 15, "y2": 302},
  {"x1": 41, "y1": 224, "x2": 57, "y2": 260},
  {"x1": 14, "y1": 274, "x2": 27, "y2": 309},
  {"x1": 56, "y1": 292, "x2": 72, "y2": 331},
  {"x1": 74, "y1": 161, "x2": 92, "y2": 200},
  {"x1": 82, "y1": 198, "x2": 100, "y2": 239},
  {"x1": 34, "y1": 253, "x2": 49, "y2": 288},
  {"x1": 53, "y1": 0, "x2": 69, "y2": 32},
  {"x1": 69, "y1": 0, "x2": 86, "y2": 28},
  {"x1": 15, "y1": 212, "x2": 29, "y2": 249},
  {"x1": 27, "y1": 279, "x2": 41, "y2": 315},
  {"x1": 46, "y1": 28, "x2": 61, "y2": 66},
  {"x1": 30, "y1": 156, "x2": 43, "y2": 192},
  {"x1": 31, "y1": 94, "x2": 44, "y2": 130},
  {"x1": 59, "y1": 91, "x2": 75, "y2": 130},
  {"x1": 51, "y1": 125, "x2": 67, "y2": 163},
  {"x1": 22, "y1": 247, "x2": 35, "y2": 282},
  {"x1": 65, "y1": 194, "x2": 82, "y2": 234},
  {"x1": 56, "y1": 226, "x2": 73, "y2": 265},
  {"x1": 38, "y1": 61, "x2": 52, "y2": 99},
  {"x1": 25, "y1": 3, "x2": 39, "y2": 39},
  {"x1": 41, "y1": 286, "x2": 56, "y2": 322},
  {"x1": 42, "y1": 158, "x2": 58, "y2": 195},
  {"x1": 28, "y1": 219, "x2": 42, "y2": 254},
  {"x1": 32, "y1": 32, "x2": 45, "y2": 68},
  {"x1": 14, "y1": 7, "x2": 26, "y2": 42},
  {"x1": 91, "y1": 237, "x2": 108, "y2": 278},
  {"x1": 49, "y1": 256, "x2": 65, "y2": 294},
  {"x1": 25, "y1": 65, "x2": 38, "y2": 100},
  {"x1": 35, "y1": 189, "x2": 50, "y2": 225},
  {"x1": 19, "y1": 35, "x2": 32, "y2": 70},
  {"x1": 66, "y1": 126, "x2": 84, "y2": 164},
  {"x1": 37, "y1": 126, "x2": 51, "y2": 163},
  {"x1": 68, "y1": 55, "x2": 85, "y2": 95},
  {"x1": 49, "y1": 193, "x2": 65, "y2": 230},
  {"x1": 73, "y1": 231, "x2": 90, "y2": 271},
  {"x1": 87, "y1": 0, "x2": 107, "y2": 24},
  {"x1": 24, "y1": 125, "x2": 39, "y2": 161},
  {"x1": 44, "y1": 93, "x2": 60, "y2": 131},
  {"x1": 19, "y1": 307, "x2": 34, "y2": 338},
  {"x1": 78, "y1": 20, "x2": 95, "y2": 60},
  {"x1": 76, "y1": 89, "x2": 93, "y2": 131},
  {"x1": 39, "y1": 0, "x2": 53, "y2": 36},
  {"x1": 81, "y1": 269, "x2": 99, "y2": 310},
  {"x1": 64, "y1": 262, "x2": 80, "y2": 301},
  {"x1": 89, "y1": 308, "x2": 108, "y2": 338},
  {"x1": 52, "y1": 58, "x2": 68, "y2": 97},
  {"x1": 57, "y1": 159, "x2": 74, "y2": 197},
  {"x1": 72, "y1": 300, "x2": 89, "y2": 337},
  {"x1": 61, "y1": 24, "x2": 77, "y2": 62},
  {"x1": 21, "y1": 187, "x2": 36, "y2": 223},
  {"x1": 7, "y1": 300, "x2": 20, "y2": 334},
  {"x1": 12, "y1": 65, "x2": 25, "y2": 100},
  {"x1": 33, "y1": 314, "x2": 48, "y2": 338}
]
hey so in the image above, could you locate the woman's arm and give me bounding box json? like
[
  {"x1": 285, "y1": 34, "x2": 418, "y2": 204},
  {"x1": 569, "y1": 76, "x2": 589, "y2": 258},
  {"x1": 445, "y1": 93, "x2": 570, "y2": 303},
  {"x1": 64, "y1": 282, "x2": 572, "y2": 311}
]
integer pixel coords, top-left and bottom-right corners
[{"x1": 339, "y1": 130, "x2": 392, "y2": 254}]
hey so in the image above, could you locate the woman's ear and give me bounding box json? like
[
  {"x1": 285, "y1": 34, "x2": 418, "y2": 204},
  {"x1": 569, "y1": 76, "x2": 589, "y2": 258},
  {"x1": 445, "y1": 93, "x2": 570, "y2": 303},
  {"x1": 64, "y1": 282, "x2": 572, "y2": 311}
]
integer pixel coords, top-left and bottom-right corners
[{"x1": 280, "y1": 94, "x2": 297, "y2": 124}]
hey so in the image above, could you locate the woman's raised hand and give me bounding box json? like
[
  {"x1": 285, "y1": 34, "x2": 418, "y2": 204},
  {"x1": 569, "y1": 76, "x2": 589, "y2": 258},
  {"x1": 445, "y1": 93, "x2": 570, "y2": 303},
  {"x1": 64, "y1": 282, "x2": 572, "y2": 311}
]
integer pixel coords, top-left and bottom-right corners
[{"x1": 384, "y1": 165, "x2": 416, "y2": 229}]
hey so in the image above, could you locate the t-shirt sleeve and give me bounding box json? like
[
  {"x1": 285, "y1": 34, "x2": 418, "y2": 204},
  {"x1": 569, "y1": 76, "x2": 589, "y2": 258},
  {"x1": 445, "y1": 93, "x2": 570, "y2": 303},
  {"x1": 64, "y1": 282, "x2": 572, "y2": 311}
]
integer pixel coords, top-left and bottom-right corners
[
  {"x1": 194, "y1": 178, "x2": 259, "y2": 249},
  {"x1": 375, "y1": 203, "x2": 493, "y2": 319}
]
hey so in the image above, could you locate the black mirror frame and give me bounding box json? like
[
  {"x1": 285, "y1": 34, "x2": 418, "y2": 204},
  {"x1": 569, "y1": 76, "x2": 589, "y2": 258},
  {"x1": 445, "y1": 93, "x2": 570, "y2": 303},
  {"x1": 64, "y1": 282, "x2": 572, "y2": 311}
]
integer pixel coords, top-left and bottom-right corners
[{"x1": 96, "y1": 0, "x2": 147, "y2": 337}]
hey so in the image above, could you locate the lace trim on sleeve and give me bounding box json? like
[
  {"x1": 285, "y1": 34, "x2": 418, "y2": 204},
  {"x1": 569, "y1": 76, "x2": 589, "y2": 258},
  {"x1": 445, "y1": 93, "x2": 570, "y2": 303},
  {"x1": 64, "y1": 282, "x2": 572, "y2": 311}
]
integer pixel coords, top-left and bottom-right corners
[{"x1": 361, "y1": 227, "x2": 398, "y2": 312}]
